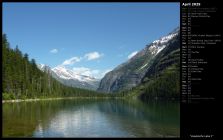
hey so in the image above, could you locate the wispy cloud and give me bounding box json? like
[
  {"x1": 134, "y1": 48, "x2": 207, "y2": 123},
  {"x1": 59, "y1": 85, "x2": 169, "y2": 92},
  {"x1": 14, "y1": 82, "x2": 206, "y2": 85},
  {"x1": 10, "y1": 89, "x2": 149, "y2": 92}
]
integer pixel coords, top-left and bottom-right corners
[
  {"x1": 72, "y1": 67, "x2": 111, "y2": 79},
  {"x1": 72, "y1": 67, "x2": 99, "y2": 78},
  {"x1": 84, "y1": 52, "x2": 104, "y2": 61},
  {"x1": 128, "y1": 51, "x2": 138, "y2": 59},
  {"x1": 50, "y1": 49, "x2": 58, "y2": 54},
  {"x1": 60, "y1": 51, "x2": 104, "y2": 72},
  {"x1": 61, "y1": 51, "x2": 104, "y2": 66},
  {"x1": 62, "y1": 57, "x2": 81, "y2": 66}
]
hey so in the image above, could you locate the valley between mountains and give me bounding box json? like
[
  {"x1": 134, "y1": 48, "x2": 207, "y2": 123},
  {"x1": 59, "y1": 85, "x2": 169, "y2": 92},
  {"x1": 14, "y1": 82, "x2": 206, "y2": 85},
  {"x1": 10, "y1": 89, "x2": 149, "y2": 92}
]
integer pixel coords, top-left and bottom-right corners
[{"x1": 3, "y1": 27, "x2": 180, "y2": 101}]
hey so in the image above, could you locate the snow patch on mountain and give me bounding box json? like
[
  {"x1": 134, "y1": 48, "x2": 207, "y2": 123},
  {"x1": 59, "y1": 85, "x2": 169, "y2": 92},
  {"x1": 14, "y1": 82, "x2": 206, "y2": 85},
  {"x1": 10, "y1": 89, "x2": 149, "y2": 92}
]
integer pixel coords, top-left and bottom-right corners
[
  {"x1": 37, "y1": 64, "x2": 100, "y2": 90},
  {"x1": 139, "y1": 63, "x2": 148, "y2": 71},
  {"x1": 149, "y1": 31, "x2": 178, "y2": 56},
  {"x1": 37, "y1": 64, "x2": 46, "y2": 70},
  {"x1": 52, "y1": 65, "x2": 98, "y2": 82}
]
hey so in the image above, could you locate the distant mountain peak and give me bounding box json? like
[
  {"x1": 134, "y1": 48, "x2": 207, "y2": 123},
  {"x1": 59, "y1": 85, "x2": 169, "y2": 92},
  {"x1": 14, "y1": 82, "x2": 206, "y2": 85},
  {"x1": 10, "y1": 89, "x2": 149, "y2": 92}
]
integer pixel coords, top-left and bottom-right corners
[
  {"x1": 37, "y1": 63, "x2": 45, "y2": 69},
  {"x1": 37, "y1": 64, "x2": 100, "y2": 90},
  {"x1": 52, "y1": 65, "x2": 98, "y2": 82}
]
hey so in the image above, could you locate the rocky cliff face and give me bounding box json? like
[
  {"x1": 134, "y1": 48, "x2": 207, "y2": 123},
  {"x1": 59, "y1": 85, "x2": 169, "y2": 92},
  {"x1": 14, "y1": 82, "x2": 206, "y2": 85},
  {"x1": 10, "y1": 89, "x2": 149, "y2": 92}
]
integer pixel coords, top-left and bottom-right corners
[{"x1": 98, "y1": 27, "x2": 180, "y2": 93}]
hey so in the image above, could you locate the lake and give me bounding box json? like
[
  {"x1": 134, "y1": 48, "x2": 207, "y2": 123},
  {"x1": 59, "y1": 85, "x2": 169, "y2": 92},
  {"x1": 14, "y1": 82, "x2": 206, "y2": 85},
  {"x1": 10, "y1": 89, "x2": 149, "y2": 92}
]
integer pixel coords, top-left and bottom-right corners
[{"x1": 2, "y1": 99, "x2": 180, "y2": 138}]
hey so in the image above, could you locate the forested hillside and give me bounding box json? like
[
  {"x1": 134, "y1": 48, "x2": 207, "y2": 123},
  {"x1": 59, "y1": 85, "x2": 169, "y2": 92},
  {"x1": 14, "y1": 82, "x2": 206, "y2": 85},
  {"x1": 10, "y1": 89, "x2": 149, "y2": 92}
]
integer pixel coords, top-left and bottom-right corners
[
  {"x1": 2, "y1": 34, "x2": 107, "y2": 100},
  {"x1": 114, "y1": 30, "x2": 180, "y2": 100},
  {"x1": 2, "y1": 31, "x2": 180, "y2": 101}
]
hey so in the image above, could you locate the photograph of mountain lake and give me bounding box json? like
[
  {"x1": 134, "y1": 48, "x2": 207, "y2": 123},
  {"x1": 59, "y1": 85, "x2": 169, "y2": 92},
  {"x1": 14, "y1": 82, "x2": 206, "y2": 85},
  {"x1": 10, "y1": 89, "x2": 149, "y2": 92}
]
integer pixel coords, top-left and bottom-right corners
[{"x1": 2, "y1": 2, "x2": 180, "y2": 138}]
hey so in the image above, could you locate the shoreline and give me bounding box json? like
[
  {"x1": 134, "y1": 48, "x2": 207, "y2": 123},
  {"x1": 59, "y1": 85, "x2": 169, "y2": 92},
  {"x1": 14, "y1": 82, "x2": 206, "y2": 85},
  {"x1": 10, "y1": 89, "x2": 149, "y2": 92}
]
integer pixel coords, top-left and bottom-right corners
[{"x1": 2, "y1": 96, "x2": 124, "y2": 103}]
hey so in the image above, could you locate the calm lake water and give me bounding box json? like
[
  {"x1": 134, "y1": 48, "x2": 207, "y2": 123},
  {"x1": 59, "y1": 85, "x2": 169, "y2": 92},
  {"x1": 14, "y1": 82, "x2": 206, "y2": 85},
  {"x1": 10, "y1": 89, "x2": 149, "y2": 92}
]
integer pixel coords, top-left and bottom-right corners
[{"x1": 3, "y1": 99, "x2": 180, "y2": 138}]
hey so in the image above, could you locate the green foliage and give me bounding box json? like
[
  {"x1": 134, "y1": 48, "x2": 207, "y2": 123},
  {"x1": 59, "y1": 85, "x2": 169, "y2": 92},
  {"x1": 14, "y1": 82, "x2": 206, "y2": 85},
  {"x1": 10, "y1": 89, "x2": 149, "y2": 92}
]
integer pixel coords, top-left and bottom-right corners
[
  {"x1": 117, "y1": 64, "x2": 180, "y2": 100},
  {"x1": 3, "y1": 93, "x2": 16, "y2": 100},
  {"x1": 116, "y1": 44, "x2": 180, "y2": 101},
  {"x1": 2, "y1": 34, "x2": 113, "y2": 100},
  {"x1": 2, "y1": 33, "x2": 179, "y2": 101},
  {"x1": 139, "y1": 64, "x2": 180, "y2": 100}
]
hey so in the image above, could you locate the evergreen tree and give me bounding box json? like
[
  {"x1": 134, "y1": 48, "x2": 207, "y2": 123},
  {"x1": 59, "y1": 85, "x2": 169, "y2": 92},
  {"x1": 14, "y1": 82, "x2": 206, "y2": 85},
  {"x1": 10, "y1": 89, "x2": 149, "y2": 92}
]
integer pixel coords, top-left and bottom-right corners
[{"x1": 2, "y1": 34, "x2": 110, "y2": 100}]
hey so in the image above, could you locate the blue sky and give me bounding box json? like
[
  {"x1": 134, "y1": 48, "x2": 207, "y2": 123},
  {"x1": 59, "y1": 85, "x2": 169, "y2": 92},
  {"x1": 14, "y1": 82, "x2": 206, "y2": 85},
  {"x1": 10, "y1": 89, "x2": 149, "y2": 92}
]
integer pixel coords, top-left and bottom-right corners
[{"x1": 3, "y1": 2, "x2": 179, "y2": 79}]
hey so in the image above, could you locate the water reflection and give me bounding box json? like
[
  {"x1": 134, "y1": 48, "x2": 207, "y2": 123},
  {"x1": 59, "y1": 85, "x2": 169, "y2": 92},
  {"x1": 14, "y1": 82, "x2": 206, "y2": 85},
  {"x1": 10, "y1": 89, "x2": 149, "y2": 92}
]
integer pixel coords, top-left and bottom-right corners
[
  {"x1": 97, "y1": 100, "x2": 180, "y2": 137},
  {"x1": 3, "y1": 99, "x2": 179, "y2": 137}
]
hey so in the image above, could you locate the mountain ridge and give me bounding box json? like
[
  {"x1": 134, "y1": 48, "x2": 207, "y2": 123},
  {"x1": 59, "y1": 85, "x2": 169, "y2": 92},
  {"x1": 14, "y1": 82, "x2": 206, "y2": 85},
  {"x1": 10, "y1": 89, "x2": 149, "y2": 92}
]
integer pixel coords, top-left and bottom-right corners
[
  {"x1": 98, "y1": 27, "x2": 180, "y2": 93},
  {"x1": 37, "y1": 64, "x2": 100, "y2": 90}
]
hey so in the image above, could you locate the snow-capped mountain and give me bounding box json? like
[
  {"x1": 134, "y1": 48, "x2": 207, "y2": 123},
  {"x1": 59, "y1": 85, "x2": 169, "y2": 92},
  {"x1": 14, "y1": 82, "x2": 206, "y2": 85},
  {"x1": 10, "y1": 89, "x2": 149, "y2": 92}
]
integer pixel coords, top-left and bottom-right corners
[
  {"x1": 126, "y1": 27, "x2": 179, "y2": 62},
  {"x1": 98, "y1": 27, "x2": 180, "y2": 93},
  {"x1": 37, "y1": 64, "x2": 52, "y2": 73},
  {"x1": 52, "y1": 66, "x2": 97, "y2": 82},
  {"x1": 37, "y1": 63, "x2": 45, "y2": 70},
  {"x1": 37, "y1": 64, "x2": 100, "y2": 90},
  {"x1": 149, "y1": 31, "x2": 178, "y2": 55}
]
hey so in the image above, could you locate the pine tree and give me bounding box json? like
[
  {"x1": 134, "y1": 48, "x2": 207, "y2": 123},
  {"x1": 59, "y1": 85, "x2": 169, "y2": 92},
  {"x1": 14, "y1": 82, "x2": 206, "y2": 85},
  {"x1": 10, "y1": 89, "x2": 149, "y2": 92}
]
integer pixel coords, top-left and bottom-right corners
[{"x1": 2, "y1": 34, "x2": 109, "y2": 100}]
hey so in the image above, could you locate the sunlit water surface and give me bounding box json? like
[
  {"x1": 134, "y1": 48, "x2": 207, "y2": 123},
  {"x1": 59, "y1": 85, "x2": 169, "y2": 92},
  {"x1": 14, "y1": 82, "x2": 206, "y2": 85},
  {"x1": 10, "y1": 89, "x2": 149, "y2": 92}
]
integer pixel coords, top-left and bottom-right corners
[{"x1": 3, "y1": 99, "x2": 179, "y2": 137}]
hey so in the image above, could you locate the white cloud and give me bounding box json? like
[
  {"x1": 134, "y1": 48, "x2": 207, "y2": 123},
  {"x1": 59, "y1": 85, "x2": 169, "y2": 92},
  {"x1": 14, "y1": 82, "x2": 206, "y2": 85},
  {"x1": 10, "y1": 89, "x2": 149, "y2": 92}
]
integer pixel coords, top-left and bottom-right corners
[
  {"x1": 84, "y1": 52, "x2": 103, "y2": 61},
  {"x1": 72, "y1": 67, "x2": 91, "y2": 76},
  {"x1": 72, "y1": 67, "x2": 99, "y2": 78},
  {"x1": 128, "y1": 51, "x2": 138, "y2": 59},
  {"x1": 50, "y1": 49, "x2": 58, "y2": 54},
  {"x1": 72, "y1": 67, "x2": 111, "y2": 79},
  {"x1": 62, "y1": 57, "x2": 81, "y2": 66},
  {"x1": 60, "y1": 51, "x2": 104, "y2": 66}
]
